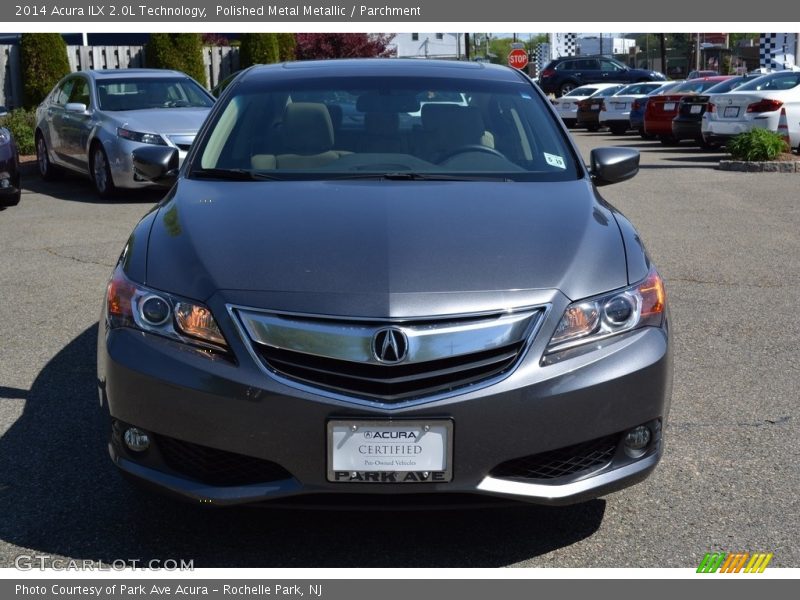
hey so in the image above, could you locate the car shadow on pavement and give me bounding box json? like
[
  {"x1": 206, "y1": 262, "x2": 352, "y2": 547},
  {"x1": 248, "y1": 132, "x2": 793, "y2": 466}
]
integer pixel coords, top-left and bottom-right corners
[
  {"x1": 21, "y1": 165, "x2": 166, "y2": 205},
  {"x1": 0, "y1": 325, "x2": 606, "y2": 568}
]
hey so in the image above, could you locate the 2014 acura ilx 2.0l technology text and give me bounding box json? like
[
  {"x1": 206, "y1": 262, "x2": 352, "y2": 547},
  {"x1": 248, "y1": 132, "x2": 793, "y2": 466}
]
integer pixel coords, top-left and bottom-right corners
[{"x1": 98, "y1": 60, "x2": 672, "y2": 507}]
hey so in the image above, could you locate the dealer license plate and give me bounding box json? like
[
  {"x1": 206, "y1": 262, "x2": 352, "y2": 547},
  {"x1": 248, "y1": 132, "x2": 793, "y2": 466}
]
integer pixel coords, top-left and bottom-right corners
[
  {"x1": 591, "y1": 103, "x2": 600, "y2": 110},
  {"x1": 613, "y1": 102, "x2": 627, "y2": 110},
  {"x1": 690, "y1": 104, "x2": 703, "y2": 114},
  {"x1": 327, "y1": 420, "x2": 453, "y2": 483},
  {"x1": 663, "y1": 102, "x2": 676, "y2": 111},
  {"x1": 724, "y1": 106, "x2": 740, "y2": 118}
]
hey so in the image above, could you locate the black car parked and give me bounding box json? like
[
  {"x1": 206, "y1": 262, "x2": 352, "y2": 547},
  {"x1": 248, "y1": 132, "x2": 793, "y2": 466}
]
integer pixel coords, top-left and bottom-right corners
[{"x1": 539, "y1": 56, "x2": 667, "y2": 97}]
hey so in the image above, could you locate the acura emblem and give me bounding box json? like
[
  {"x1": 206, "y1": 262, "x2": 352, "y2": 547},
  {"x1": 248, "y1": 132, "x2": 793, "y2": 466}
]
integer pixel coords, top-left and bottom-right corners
[{"x1": 373, "y1": 328, "x2": 408, "y2": 363}]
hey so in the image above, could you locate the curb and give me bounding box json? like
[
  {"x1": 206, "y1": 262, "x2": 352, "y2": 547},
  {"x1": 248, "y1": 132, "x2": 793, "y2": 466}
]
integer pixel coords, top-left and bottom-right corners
[{"x1": 718, "y1": 160, "x2": 800, "y2": 173}]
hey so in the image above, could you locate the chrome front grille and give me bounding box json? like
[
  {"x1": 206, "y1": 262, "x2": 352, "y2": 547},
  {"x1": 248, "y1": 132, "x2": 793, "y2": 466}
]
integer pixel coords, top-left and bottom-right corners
[{"x1": 232, "y1": 307, "x2": 541, "y2": 404}]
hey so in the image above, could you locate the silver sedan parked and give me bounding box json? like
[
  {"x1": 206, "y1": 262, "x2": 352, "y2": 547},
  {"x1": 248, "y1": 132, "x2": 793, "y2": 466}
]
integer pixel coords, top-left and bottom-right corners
[{"x1": 35, "y1": 69, "x2": 214, "y2": 197}]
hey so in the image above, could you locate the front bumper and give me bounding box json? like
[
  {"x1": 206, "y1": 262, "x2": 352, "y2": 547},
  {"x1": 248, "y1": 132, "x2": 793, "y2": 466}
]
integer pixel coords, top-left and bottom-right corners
[{"x1": 99, "y1": 302, "x2": 672, "y2": 507}]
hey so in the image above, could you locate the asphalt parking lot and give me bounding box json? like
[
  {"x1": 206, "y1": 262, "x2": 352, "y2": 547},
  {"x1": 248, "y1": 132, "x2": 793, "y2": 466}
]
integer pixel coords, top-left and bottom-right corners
[{"x1": 1, "y1": 132, "x2": 798, "y2": 569}]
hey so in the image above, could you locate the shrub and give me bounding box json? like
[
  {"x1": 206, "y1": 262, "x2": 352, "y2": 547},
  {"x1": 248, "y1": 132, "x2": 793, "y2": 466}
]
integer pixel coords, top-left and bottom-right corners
[
  {"x1": 0, "y1": 108, "x2": 37, "y2": 155},
  {"x1": 239, "y1": 34, "x2": 280, "y2": 68},
  {"x1": 19, "y1": 33, "x2": 71, "y2": 109},
  {"x1": 145, "y1": 34, "x2": 208, "y2": 87},
  {"x1": 727, "y1": 128, "x2": 789, "y2": 161},
  {"x1": 277, "y1": 33, "x2": 297, "y2": 62}
]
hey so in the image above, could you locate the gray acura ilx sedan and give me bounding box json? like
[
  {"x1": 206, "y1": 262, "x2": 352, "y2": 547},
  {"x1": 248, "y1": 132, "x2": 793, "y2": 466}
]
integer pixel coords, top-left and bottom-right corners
[
  {"x1": 35, "y1": 69, "x2": 213, "y2": 198},
  {"x1": 98, "y1": 59, "x2": 672, "y2": 507}
]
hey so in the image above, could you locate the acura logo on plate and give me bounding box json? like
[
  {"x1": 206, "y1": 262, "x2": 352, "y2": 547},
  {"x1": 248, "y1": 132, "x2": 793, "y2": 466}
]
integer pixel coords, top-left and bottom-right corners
[{"x1": 373, "y1": 328, "x2": 408, "y2": 363}]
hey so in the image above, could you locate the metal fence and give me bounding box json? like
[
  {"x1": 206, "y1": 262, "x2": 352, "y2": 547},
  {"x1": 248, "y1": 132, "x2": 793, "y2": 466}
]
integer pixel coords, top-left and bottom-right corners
[{"x1": 0, "y1": 44, "x2": 240, "y2": 109}]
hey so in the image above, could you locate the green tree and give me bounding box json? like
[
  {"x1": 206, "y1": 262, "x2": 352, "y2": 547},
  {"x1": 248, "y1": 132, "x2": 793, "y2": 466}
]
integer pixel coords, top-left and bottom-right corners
[
  {"x1": 145, "y1": 34, "x2": 207, "y2": 87},
  {"x1": 239, "y1": 33, "x2": 280, "y2": 68},
  {"x1": 19, "y1": 33, "x2": 71, "y2": 109},
  {"x1": 277, "y1": 33, "x2": 297, "y2": 62}
]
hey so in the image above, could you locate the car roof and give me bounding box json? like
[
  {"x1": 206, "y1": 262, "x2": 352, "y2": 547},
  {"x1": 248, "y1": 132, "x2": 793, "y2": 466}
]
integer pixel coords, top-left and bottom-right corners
[
  {"x1": 238, "y1": 59, "x2": 526, "y2": 85},
  {"x1": 81, "y1": 69, "x2": 188, "y2": 80}
]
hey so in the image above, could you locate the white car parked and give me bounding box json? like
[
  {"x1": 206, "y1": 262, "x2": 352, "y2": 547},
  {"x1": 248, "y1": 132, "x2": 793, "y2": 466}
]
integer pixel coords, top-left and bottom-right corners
[
  {"x1": 702, "y1": 71, "x2": 800, "y2": 150},
  {"x1": 599, "y1": 81, "x2": 674, "y2": 135},
  {"x1": 551, "y1": 83, "x2": 623, "y2": 128}
]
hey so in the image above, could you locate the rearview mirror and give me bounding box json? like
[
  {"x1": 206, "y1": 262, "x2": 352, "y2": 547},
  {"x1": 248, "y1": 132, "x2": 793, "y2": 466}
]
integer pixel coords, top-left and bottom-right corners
[
  {"x1": 132, "y1": 146, "x2": 179, "y2": 186},
  {"x1": 65, "y1": 102, "x2": 87, "y2": 113},
  {"x1": 589, "y1": 147, "x2": 639, "y2": 186}
]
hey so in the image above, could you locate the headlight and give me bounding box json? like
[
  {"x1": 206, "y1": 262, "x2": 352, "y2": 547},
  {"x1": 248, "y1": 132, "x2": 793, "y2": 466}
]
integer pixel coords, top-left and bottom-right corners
[
  {"x1": 117, "y1": 128, "x2": 167, "y2": 146},
  {"x1": 545, "y1": 268, "x2": 666, "y2": 356},
  {"x1": 105, "y1": 265, "x2": 228, "y2": 352},
  {"x1": 0, "y1": 129, "x2": 10, "y2": 145}
]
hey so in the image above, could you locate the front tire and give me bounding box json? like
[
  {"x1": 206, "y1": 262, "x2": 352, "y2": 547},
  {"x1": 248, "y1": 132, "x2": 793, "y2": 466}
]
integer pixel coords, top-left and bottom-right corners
[
  {"x1": 36, "y1": 133, "x2": 59, "y2": 181},
  {"x1": 609, "y1": 124, "x2": 628, "y2": 135},
  {"x1": 90, "y1": 144, "x2": 117, "y2": 198}
]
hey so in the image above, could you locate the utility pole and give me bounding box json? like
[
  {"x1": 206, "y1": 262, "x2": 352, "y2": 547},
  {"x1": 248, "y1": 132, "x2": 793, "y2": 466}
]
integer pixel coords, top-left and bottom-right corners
[
  {"x1": 659, "y1": 34, "x2": 667, "y2": 75},
  {"x1": 600, "y1": 33, "x2": 603, "y2": 56},
  {"x1": 696, "y1": 32, "x2": 701, "y2": 70},
  {"x1": 465, "y1": 33, "x2": 470, "y2": 60}
]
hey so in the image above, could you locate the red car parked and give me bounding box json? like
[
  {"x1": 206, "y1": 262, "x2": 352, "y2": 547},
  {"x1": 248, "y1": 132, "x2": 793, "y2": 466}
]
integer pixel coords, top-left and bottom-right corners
[{"x1": 644, "y1": 76, "x2": 733, "y2": 145}]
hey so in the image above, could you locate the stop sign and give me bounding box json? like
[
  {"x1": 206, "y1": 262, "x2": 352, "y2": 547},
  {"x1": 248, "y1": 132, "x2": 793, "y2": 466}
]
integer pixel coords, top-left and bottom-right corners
[{"x1": 508, "y1": 48, "x2": 529, "y2": 70}]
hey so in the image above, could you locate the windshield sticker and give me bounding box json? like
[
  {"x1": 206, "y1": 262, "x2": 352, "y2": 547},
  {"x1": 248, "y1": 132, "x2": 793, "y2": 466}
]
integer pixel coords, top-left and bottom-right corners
[{"x1": 544, "y1": 153, "x2": 566, "y2": 169}]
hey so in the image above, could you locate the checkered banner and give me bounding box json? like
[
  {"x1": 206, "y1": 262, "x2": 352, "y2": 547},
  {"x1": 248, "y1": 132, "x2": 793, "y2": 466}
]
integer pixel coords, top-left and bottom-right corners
[
  {"x1": 759, "y1": 33, "x2": 797, "y2": 69},
  {"x1": 531, "y1": 43, "x2": 550, "y2": 76},
  {"x1": 549, "y1": 33, "x2": 577, "y2": 60}
]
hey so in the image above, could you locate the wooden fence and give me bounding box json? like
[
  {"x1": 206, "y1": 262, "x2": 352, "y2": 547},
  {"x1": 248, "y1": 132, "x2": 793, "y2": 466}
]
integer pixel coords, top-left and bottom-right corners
[{"x1": 1, "y1": 44, "x2": 240, "y2": 109}]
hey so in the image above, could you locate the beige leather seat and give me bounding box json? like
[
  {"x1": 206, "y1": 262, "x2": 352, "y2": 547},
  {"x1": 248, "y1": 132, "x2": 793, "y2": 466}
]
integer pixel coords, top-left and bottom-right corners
[
  {"x1": 417, "y1": 104, "x2": 495, "y2": 161},
  {"x1": 251, "y1": 102, "x2": 350, "y2": 170}
]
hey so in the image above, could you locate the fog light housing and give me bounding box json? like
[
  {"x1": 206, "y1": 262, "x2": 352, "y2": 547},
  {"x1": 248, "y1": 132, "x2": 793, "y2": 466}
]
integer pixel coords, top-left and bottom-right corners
[
  {"x1": 124, "y1": 427, "x2": 150, "y2": 452},
  {"x1": 623, "y1": 425, "x2": 651, "y2": 457}
]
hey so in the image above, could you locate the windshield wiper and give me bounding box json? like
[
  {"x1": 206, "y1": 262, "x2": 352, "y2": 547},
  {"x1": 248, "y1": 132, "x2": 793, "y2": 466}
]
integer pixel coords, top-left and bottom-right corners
[
  {"x1": 190, "y1": 168, "x2": 284, "y2": 181},
  {"x1": 331, "y1": 172, "x2": 514, "y2": 182}
]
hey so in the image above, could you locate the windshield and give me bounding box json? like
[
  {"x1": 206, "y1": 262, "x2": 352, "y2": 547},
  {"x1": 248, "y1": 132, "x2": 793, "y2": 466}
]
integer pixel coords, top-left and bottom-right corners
[
  {"x1": 595, "y1": 86, "x2": 624, "y2": 97},
  {"x1": 672, "y1": 79, "x2": 728, "y2": 94},
  {"x1": 97, "y1": 77, "x2": 213, "y2": 111},
  {"x1": 735, "y1": 72, "x2": 800, "y2": 91},
  {"x1": 617, "y1": 82, "x2": 663, "y2": 95},
  {"x1": 565, "y1": 87, "x2": 598, "y2": 96},
  {"x1": 193, "y1": 75, "x2": 581, "y2": 182},
  {"x1": 704, "y1": 76, "x2": 752, "y2": 94},
  {"x1": 649, "y1": 82, "x2": 681, "y2": 96}
]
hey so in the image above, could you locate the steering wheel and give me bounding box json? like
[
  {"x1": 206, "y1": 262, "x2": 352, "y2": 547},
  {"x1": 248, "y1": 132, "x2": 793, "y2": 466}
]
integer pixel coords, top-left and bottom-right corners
[{"x1": 437, "y1": 145, "x2": 506, "y2": 163}]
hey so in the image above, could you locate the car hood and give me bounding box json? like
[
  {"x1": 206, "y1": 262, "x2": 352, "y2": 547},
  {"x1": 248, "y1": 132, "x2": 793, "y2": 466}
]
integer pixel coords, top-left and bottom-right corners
[
  {"x1": 144, "y1": 179, "x2": 628, "y2": 312},
  {"x1": 107, "y1": 108, "x2": 211, "y2": 134}
]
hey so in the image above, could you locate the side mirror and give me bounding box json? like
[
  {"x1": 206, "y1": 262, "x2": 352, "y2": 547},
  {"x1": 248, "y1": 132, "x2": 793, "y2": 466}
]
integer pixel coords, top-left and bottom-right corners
[
  {"x1": 65, "y1": 102, "x2": 88, "y2": 113},
  {"x1": 0, "y1": 106, "x2": 8, "y2": 118},
  {"x1": 590, "y1": 147, "x2": 639, "y2": 186},
  {"x1": 132, "y1": 146, "x2": 179, "y2": 186}
]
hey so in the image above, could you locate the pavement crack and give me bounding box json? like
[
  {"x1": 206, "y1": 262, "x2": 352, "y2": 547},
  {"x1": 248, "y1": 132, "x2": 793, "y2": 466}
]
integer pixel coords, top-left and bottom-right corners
[{"x1": 44, "y1": 247, "x2": 115, "y2": 268}]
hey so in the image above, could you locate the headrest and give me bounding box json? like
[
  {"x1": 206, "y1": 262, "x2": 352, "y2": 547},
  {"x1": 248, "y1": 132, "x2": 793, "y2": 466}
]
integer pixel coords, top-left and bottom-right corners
[{"x1": 282, "y1": 102, "x2": 334, "y2": 154}]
